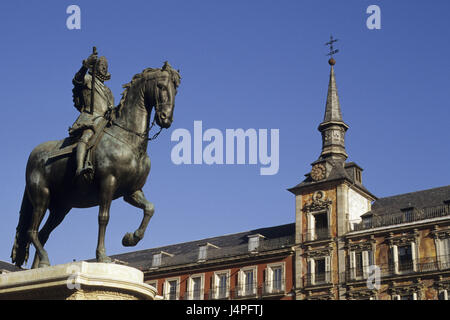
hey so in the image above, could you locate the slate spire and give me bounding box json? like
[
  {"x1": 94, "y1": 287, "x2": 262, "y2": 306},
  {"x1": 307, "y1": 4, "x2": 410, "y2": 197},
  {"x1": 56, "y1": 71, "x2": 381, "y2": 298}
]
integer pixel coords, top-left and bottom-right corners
[{"x1": 317, "y1": 58, "x2": 349, "y2": 161}]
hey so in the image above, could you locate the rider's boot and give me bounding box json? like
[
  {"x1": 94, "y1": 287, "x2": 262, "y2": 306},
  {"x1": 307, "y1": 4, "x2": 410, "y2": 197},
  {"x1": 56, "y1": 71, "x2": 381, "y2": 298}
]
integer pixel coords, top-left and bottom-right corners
[{"x1": 76, "y1": 141, "x2": 93, "y2": 180}]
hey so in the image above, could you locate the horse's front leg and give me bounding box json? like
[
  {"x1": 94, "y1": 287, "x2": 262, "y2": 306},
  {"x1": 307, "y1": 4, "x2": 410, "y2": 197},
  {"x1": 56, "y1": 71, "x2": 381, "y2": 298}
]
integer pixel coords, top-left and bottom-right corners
[
  {"x1": 122, "y1": 189, "x2": 154, "y2": 247},
  {"x1": 96, "y1": 175, "x2": 116, "y2": 263}
]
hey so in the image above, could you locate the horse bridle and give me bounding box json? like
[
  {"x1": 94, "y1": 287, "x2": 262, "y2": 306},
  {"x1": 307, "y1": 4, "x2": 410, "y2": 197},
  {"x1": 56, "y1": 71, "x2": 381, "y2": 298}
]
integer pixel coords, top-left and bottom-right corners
[{"x1": 112, "y1": 76, "x2": 172, "y2": 141}]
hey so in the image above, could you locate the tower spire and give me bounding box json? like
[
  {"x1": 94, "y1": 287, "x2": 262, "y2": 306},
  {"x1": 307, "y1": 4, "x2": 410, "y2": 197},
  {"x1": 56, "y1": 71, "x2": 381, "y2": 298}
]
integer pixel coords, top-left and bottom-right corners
[{"x1": 318, "y1": 37, "x2": 349, "y2": 161}]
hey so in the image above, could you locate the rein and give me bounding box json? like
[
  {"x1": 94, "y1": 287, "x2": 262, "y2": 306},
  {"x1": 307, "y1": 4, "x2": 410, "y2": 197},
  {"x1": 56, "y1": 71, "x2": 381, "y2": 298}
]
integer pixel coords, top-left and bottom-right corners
[{"x1": 112, "y1": 117, "x2": 162, "y2": 141}]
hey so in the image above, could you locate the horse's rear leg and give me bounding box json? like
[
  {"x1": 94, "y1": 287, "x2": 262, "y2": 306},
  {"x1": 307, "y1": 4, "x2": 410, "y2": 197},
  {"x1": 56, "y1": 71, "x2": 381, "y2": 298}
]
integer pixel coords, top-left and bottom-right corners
[
  {"x1": 27, "y1": 187, "x2": 50, "y2": 268},
  {"x1": 122, "y1": 189, "x2": 154, "y2": 247},
  {"x1": 31, "y1": 206, "x2": 71, "y2": 269}
]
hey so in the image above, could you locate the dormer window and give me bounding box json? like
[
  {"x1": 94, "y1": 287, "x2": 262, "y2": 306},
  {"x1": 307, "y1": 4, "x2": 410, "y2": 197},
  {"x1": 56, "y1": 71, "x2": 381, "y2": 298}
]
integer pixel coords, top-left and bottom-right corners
[
  {"x1": 152, "y1": 253, "x2": 162, "y2": 267},
  {"x1": 248, "y1": 234, "x2": 265, "y2": 252},
  {"x1": 198, "y1": 246, "x2": 207, "y2": 261},
  {"x1": 355, "y1": 168, "x2": 362, "y2": 184},
  {"x1": 401, "y1": 207, "x2": 415, "y2": 222},
  {"x1": 151, "y1": 251, "x2": 173, "y2": 268},
  {"x1": 197, "y1": 242, "x2": 219, "y2": 262}
]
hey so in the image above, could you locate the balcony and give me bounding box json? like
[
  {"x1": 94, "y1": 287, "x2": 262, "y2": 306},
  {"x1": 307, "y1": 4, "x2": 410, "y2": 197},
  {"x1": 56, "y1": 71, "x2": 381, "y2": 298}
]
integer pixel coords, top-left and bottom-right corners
[
  {"x1": 233, "y1": 282, "x2": 259, "y2": 299},
  {"x1": 209, "y1": 286, "x2": 230, "y2": 300},
  {"x1": 353, "y1": 204, "x2": 450, "y2": 231},
  {"x1": 306, "y1": 228, "x2": 330, "y2": 242},
  {"x1": 344, "y1": 254, "x2": 450, "y2": 282},
  {"x1": 304, "y1": 272, "x2": 332, "y2": 287},
  {"x1": 261, "y1": 279, "x2": 286, "y2": 296}
]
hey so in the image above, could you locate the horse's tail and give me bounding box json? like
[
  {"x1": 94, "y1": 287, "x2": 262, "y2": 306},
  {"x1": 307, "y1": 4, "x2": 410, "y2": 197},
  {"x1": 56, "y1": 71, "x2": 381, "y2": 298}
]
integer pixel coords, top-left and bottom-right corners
[{"x1": 11, "y1": 188, "x2": 32, "y2": 267}]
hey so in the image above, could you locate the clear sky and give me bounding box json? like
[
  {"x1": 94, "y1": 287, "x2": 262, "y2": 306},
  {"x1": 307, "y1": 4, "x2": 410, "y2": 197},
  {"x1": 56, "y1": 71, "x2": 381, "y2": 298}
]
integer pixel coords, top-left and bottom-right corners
[{"x1": 0, "y1": 1, "x2": 449, "y2": 267}]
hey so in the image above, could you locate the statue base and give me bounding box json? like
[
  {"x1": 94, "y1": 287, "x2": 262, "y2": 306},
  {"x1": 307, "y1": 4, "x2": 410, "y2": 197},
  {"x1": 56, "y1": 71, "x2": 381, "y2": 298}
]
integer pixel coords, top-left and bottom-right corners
[{"x1": 0, "y1": 261, "x2": 157, "y2": 300}]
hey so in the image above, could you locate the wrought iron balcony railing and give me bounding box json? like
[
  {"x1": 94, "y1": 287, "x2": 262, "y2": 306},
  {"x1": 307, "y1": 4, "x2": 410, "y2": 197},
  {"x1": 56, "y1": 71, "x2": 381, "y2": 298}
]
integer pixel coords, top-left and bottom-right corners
[
  {"x1": 261, "y1": 279, "x2": 286, "y2": 295},
  {"x1": 352, "y1": 204, "x2": 450, "y2": 231},
  {"x1": 306, "y1": 228, "x2": 331, "y2": 241},
  {"x1": 304, "y1": 271, "x2": 332, "y2": 287},
  {"x1": 344, "y1": 255, "x2": 450, "y2": 282}
]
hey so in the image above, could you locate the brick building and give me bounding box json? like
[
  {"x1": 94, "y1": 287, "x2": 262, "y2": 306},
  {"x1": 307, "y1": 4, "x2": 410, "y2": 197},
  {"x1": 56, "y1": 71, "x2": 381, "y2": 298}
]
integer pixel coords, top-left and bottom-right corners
[{"x1": 107, "y1": 57, "x2": 450, "y2": 300}]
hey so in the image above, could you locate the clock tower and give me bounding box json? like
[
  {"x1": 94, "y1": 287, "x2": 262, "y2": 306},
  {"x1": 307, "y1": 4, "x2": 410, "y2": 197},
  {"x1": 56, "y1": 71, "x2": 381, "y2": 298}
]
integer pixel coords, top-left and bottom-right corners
[{"x1": 288, "y1": 50, "x2": 377, "y2": 300}]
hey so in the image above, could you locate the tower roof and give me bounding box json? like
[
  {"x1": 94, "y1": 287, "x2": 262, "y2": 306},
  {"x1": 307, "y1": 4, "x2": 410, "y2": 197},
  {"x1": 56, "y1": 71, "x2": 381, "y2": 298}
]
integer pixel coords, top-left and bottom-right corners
[{"x1": 322, "y1": 65, "x2": 344, "y2": 124}]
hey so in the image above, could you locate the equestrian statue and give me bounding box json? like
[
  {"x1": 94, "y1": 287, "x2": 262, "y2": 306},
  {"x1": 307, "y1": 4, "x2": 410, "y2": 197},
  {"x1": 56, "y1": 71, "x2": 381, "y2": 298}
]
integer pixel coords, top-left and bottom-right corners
[{"x1": 11, "y1": 47, "x2": 181, "y2": 268}]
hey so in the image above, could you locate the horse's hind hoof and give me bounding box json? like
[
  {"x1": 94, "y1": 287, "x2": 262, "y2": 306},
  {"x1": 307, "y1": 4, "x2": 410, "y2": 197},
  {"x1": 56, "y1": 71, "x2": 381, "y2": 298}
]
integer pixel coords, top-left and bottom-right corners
[
  {"x1": 38, "y1": 261, "x2": 50, "y2": 268},
  {"x1": 96, "y1": 250, "x2": 112, "y2": 263}
]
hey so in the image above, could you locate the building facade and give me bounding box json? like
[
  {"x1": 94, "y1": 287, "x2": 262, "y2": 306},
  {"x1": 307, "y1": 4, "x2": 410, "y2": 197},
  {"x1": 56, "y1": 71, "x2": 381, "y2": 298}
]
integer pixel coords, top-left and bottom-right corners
[
  {"x1": 110, "y1": 224, "x2": 296, "y2": 300},
  {"x1": 287, "y1": 58, "x2": 450, "y2": 300},
  {"x1": 3, "y1": 57, "x2": 448, "y2": 300}
]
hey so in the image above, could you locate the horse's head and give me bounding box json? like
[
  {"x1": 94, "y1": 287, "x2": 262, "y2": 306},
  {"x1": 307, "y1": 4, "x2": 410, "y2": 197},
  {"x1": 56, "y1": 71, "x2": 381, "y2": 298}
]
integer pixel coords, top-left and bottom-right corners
[{"x1": 146, "y1": 61, "x2": 181, "y2": 129}]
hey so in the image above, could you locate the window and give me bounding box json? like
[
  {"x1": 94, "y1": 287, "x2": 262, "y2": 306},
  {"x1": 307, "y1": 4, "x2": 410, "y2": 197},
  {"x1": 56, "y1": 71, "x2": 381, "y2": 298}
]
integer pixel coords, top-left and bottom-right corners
[
  {"x1": 192, "y1": 277, "x2": 202, "y2": 300},
  {"x1": 244, "y1": 270, "x2": 254, "y2": 295},
  {"x1": 350, "y1": 250, "x2": 374, "y2": 279},
  {"x1": 248, "y1": 235, "x2": 264, "y2": 252},
  {"x1": 151, "y1": 251, "x2": 174, "y2": 268},
  {"x1": 308, "y1": 256, "x2": 331, "y2": 285},
  {"x1": 187, "y1": 274, "x2": 204, "y2": 300},
  {"x1": 307, "y1": 211, "x2": 330, "y2": 241},
  {"x1": 398, "y1": 245, "x2": 413, "y2": 271},
  {"x1": 238, "y1": 266, "x2": 257, "y2": 297},
  {"x1": 401, "y1": 207, "x2": 414, "y2": 222},
  {"x1": 168, "y1": 280, "x2": 178, "y2": 300},
  {"x1": 152, "y1": 253, "x2": 162, "y2": 267},
  {"x1": 265, "y1": 263, "x2": 285, "y2": 294},
  {"x1": 213, "y1": 270, "x2": 230, "y2": 299},
  {"x1": 390, "y1": 242, "x2": 417, "y2": 274},
  {"x1": 198, "y1": 246, "x2": 207, "y2": 261},
  {"x1": 273, "y1": 267, "x2": 282, "y2": 291},
  {"x1": 163, "y1": 278, "x2": 180, "y2": 300},
  {"x1": 218, "y1": 274, "x2": 228, "y2": 298}
]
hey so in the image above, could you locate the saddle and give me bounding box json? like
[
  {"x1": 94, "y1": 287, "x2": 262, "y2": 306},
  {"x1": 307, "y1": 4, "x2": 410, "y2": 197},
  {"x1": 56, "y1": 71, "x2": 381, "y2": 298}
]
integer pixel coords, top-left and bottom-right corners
[{"x1": 47, "y1": 116, "x2": 110, "y2": 169}]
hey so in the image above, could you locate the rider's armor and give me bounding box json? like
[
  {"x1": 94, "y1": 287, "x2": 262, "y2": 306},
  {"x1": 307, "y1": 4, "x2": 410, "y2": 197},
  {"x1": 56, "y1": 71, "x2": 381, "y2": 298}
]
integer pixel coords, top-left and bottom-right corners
[{"x1": 70, "y1": 55, "x2": 114, "y2": 179}]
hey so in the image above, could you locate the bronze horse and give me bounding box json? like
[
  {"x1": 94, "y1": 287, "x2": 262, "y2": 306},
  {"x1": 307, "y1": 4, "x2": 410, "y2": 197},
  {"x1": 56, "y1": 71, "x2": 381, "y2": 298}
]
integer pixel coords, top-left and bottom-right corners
[{"x1": 11, "y1": 63, "x2": 181, "y2": 268}]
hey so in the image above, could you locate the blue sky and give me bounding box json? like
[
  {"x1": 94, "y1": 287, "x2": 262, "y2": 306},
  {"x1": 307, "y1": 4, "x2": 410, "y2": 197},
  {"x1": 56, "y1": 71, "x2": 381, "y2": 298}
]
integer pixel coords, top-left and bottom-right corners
[{"x1": 0, "y1": 1, "x2": 449, "y2": 267}]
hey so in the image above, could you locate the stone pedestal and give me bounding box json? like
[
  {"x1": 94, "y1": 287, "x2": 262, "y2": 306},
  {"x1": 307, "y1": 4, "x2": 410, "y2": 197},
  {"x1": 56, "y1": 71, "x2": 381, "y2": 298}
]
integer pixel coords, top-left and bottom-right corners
[{"x1": 0, "y1": 261, "x2": 157, "y2": 300}]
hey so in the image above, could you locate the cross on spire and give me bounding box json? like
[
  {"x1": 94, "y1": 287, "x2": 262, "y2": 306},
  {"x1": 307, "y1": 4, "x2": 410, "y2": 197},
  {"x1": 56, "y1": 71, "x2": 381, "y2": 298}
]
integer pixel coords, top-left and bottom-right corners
[{"x1": 325, "y1": 35, "x2": 339, "y2": 58}]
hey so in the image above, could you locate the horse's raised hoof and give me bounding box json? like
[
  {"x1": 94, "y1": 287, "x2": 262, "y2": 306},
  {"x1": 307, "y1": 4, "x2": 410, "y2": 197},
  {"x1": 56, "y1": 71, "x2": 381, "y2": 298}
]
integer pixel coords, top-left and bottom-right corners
[{"x1": 122, "y1": 231, "x2": 142, "y2": 247}]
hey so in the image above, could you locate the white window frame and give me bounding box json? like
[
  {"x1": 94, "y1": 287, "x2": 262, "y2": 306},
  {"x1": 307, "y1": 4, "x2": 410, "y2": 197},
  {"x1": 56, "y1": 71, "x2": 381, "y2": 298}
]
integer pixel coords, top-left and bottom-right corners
[
  {"x1": 213, "y1": 270, "x2": 231, "y2": 299},
  {"x1": 436, "y1": 237, "x2": 450, "y2": 268},
  {"x1": 391, "y1": 242, "x2": 418, "y2": 274},
  {"x1": 152, "y1": 253, "x2": 162, "y2": 268},
  {"x1": 307, "y1": 255, "x2": 331, "y2": 285},
  {"x1": 238, "y1": 266, "x2": 258, "y2": 297},
  {"x1": 307, "y1": 209, "x2": 330, "y2": 241},
  {"x1": 187, "y1": 273, "x2": 205, "y2": 300},
  {"x1": 265, "y1": 262, "x2": 285, "y2": 294},
  {"x1": 163, "y1": 277, "x2": 180, "y2": 300},
  {"x1": 349, "y1": 249, "x2": 373, "y2": 280},
  {"x1": 198, "y1": 246, "x2": 207, "y2": 261}
]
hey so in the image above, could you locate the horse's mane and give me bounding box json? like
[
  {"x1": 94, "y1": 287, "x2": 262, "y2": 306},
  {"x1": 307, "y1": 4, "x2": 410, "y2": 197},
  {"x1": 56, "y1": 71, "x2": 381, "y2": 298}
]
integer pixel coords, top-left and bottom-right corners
[
  {"x1": 115, "y1": 67, "x2": 158, "y2": 117},
  {"x1": 115, "y1": 64, "x2": 181, "y2": 117}
]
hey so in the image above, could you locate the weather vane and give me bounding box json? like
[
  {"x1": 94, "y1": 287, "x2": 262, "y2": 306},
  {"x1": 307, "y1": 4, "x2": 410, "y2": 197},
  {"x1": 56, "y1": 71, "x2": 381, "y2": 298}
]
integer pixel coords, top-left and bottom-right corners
[{"x1": 325, "y1": 35, "x2": 339, "y2": 65}]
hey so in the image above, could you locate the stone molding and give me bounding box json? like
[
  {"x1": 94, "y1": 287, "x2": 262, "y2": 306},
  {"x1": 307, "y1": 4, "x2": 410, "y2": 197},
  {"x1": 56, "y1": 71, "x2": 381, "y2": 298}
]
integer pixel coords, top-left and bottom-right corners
[{"x1": 0, "y1": 261, "x2": 157, "y2": 300}]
